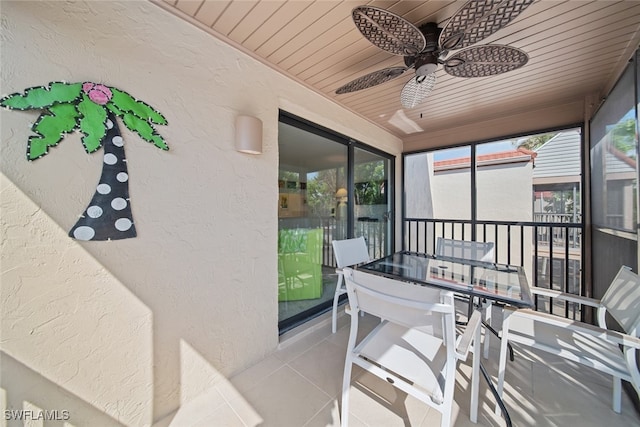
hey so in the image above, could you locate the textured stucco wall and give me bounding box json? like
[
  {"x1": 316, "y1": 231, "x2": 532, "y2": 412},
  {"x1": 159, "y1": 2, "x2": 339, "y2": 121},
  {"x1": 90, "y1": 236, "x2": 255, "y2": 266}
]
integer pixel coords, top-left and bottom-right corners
[{"x1": 0, "y1": 1, "x2": 402, "y2": 425}]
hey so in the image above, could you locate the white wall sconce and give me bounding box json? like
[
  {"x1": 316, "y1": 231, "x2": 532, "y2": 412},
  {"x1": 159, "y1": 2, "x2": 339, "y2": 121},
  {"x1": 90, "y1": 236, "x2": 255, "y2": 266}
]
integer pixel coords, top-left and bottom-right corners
[{"x1": 235, "y1": 115, "x2": 263, "y2": 154}]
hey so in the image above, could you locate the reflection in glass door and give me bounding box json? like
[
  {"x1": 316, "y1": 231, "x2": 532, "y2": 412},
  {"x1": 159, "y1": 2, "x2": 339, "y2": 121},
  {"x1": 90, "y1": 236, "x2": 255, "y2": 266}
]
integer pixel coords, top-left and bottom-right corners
[
  {"x1": 278, "y1": 117, "x2": 347, "y2": 333},
  {"x1": 354, "y1": 147, "x2": 392, "y2": 259},
  {"x1": 278, "y1": 113, "x2": 393, "y2": 333}
]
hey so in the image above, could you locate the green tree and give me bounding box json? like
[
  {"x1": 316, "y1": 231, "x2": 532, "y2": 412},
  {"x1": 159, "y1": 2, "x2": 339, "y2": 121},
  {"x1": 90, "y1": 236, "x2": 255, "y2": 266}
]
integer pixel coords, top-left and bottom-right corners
[
  {"x1": 514, "y1": 133, "x2": 556, "y2": 150},
  {"x1": 610, "y1": 118, "x2": 636, "y2": 158},
  {"x1": 306, "y1": 169, "x2": 338, "y2": 216},
  {"x1": 354, "y1": 160, "x2": 386, "y2": 205},
  {"x1": 1, "y1": 81, "x2": 168, "y2": 241}
]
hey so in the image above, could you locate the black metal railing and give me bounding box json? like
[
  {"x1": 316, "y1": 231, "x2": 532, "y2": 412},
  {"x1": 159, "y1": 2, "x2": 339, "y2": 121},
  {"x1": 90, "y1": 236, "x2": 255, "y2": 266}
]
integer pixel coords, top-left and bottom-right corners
[{"x1": 403, "y1": 217, "x2": 584, "y2": 320}]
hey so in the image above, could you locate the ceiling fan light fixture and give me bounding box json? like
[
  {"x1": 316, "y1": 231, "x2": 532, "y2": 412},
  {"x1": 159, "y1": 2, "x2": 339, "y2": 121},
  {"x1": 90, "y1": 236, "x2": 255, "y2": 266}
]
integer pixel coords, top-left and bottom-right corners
[
  {"x1": 400, "y1": 74, "x2": 436, "y2": 109},
  {"x1": 414, "y1": 52, "x2": 439, "y2": 76},
  {"x1": 416, "y1": 63, "x2": 438, "y2": 76}
]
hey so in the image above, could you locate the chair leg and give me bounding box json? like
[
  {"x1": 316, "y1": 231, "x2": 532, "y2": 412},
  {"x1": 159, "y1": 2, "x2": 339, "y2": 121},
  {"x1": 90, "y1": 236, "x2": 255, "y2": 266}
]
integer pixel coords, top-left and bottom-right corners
[
  {"x1": 340, "y1": 358, "x2": 352, "y2": 427},
  {"x1": 483, "y1": 302, "x2": 492, "y2": 359},
  {"x1": 495, "y1": 315, "x2": 511, "y2": 416},
  {"x1": 470, "y1": 325, "x2": 481, "y2": 423},
  {"x1": 613, "y1": 376, "x2": 622, "y2": 413},
  {"x1": 440, "y1": 402, "x2": 452, "y2": 427},
  {"x1": 332, "y1": 274, "x2": 344, "y2": 333}
]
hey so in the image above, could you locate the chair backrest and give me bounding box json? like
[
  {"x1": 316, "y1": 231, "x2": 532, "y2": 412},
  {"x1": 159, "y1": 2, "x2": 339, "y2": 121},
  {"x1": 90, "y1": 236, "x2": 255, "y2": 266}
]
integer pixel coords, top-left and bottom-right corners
[
  {"x1": 343, "y1": 267, "x2": 456, "y2": 340},
  {"x1": 600, "y1": 266, "x2": 640, "y2": 335},
  {"x1": 332, "y1": 236, "x2": 371, "y2": 268},
  {"x1": 436, "y1": 237, "x2": 494, "y2": 262}
]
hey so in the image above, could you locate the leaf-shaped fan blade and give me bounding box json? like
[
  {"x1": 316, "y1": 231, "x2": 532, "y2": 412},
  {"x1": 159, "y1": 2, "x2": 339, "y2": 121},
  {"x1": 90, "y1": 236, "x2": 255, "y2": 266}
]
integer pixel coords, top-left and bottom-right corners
[
  {"x1": 439, "y1": 0, "x2": 534, "y2": 51},
  {"x1": 443, "y1": 45, "x2": 528, "y2": 77},
  {"x1": 336, "y1": 67, "x2": 408, "y2": 94},
  {"x1": 352, "y1": 6, "x2": 426, "y2": 56},
  {"x1": 400, "y1": 74, "x2": 437, "y2": 109}
]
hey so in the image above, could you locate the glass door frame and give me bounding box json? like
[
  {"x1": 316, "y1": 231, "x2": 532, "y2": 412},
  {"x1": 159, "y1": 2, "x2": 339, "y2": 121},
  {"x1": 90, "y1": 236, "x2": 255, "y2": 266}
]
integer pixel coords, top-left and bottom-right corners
[{"x1": 278, "y1": 111, "x2": 395, "y2": 333}]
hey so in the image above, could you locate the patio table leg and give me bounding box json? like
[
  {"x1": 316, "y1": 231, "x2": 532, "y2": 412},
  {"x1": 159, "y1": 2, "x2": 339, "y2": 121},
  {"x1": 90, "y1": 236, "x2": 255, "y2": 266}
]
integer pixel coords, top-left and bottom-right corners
[{"x1": 480, "y1": 362, "x2": 512, "y2": 427}]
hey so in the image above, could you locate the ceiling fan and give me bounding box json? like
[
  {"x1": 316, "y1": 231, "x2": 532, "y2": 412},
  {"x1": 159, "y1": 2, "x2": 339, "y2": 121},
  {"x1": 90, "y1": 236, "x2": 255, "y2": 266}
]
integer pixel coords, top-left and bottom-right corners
[{"x1": 335, "y1": 0, "x2": 534, "y2": 109}]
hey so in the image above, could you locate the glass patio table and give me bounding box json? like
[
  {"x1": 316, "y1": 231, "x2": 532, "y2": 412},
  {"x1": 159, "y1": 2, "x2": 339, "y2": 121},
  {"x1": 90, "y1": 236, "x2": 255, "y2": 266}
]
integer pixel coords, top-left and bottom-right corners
[
  {"x1": 358, "y1": 251, "x2": 533, "y2": 309},
  {"x1": 358, "y1": 251, "x2": 534, "y2": 427}
]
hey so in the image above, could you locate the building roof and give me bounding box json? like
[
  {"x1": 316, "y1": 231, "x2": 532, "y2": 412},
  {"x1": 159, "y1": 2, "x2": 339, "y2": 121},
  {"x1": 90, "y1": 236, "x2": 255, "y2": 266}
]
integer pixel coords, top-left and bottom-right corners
[{"x1": 434, "y1": 148, "x2": 536, "y2": 171}]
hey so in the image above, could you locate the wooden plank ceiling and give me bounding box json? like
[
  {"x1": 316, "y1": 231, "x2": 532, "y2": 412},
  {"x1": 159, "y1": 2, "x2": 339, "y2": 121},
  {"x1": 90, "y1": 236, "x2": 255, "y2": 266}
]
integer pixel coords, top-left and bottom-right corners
[{"x1": 155, "y1": 0, "x2": 640, "y2": 139}]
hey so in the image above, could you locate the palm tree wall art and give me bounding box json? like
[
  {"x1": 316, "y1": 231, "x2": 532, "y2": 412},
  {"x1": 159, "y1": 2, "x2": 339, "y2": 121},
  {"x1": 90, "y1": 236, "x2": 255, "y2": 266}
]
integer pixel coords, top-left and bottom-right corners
[{"x1": 1, "y1": 81, "x2": 169, "y2": 241}]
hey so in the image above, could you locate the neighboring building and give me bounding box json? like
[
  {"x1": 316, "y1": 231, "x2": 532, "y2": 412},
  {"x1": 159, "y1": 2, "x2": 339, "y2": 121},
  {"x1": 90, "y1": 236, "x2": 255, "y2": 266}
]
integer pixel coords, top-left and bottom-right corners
[
  {"x1": 432, "y1": 148, "x2": 535, "y2": 222},
  {"x1": 531, "y1": 130, "x2": 583, "y2": 294},
  {"x1": 532, "y1": 130, "x2": 582, "y2": 223},
  {"x1": 405, "y1": 148, "x2": 536, "y2": 280}
]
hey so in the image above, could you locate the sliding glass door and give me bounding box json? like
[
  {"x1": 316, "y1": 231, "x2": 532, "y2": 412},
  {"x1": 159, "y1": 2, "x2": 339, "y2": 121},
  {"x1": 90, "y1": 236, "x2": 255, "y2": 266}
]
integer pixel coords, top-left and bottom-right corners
[
  {"x1": 354, "y1": 147, "x2": 393, "y2": 259},
  {"x1": 278, "y1": 112, "x2": 394, "y2": 333}
]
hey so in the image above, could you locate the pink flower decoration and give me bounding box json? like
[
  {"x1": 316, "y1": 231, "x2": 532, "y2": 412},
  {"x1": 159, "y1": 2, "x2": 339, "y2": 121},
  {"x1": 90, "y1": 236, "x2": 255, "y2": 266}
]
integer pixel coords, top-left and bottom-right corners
[{"x1": 82, "y1": 82, "x2": 112, "y2": 105}]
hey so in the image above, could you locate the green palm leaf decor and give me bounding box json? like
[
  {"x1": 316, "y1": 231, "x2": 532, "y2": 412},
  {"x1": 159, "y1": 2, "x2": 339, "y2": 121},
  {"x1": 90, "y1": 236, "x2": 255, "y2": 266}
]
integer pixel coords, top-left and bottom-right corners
[{"x1": 1, "y1": 81, "x2": 169, "y2": 241}]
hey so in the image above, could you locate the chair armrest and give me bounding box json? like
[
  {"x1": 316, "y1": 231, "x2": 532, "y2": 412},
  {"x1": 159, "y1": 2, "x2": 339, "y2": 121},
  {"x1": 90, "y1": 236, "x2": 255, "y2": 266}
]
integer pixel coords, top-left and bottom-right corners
[
  {"x1": 507, "y1": 308, "x2": 640, "y2": 349},
  {"x1": 456, "y1": 310, "x2": 482, "y2": 360},
  {"x1": 529, "y1": 287, "x2": 601, "y2": 307}
]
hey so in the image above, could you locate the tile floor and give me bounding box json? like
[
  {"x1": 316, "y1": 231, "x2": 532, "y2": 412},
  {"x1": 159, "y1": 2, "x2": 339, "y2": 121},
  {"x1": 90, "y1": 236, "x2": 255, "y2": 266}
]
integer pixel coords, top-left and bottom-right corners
[{"x1": 157, "y1": 309, "x2": 640, "y2": 427}]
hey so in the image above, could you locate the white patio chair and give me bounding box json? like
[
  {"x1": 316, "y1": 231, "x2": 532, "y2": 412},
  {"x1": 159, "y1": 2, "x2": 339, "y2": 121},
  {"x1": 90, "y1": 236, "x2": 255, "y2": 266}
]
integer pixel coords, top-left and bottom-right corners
[
  {"x1": 340, "y1": 267, "x2": 482, "y2": 427},
  {"x1": 331, "y1": 237, "x2": 371, "y2": 333},
  {"x1": 436, "y1": 237, "x2": 495, "y2": 358},
  {"x1": 496, "y1": 265, "x2": 640, "y2": 415}
]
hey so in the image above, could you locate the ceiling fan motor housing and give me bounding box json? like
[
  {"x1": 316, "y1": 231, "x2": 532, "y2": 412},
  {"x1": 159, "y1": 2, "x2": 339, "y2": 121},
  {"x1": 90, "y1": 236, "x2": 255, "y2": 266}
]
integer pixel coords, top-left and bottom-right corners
[
  {"x1": 405, "y1": 22, "x2": 441, "y2": 76},
  {"x1": 414, "y1": 51, "x2": 439, "y2": 76},
  {"x1": 419, "y1": 22, "x2": 441, "y2": 52}
]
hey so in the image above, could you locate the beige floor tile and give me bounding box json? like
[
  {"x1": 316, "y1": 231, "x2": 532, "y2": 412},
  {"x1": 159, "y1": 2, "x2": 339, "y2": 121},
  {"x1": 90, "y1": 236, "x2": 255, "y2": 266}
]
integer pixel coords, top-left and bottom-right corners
[
  {"x1": 192, "y1": 404, "x2": 245, "y2": 427},
  {"x1": 275, "y1": 327, "x2": 329, "y2": 363},
  {"x1": 230, "y1": 354, "x2": 285, "y2": 395},
  {"x1": 304, "y1": 400, "x2": 344, "y2": 427},
  {"x1": 288, "y1": 338, "x2": 346, "y2": 398},
  {"x1": 528, "y1": 360, "x2": 639, "y2": 427},
  {"x1": 158, "y1": 305, "x2": 640, "y2": 427},
  {"x1": 155, "y1": 387, "x2": 227, "y2": 427},
  {"x1": 327, "y1": 313, "x2": 382, "y2": 348},
  {"x1": 214, "y1": 377, "x2": 264, "y2": 426},
  {"x1": 236, "y1": 365, "x2": 332, "y2": 427},
  {"x1": 343, "y1": 370, "x2": 430, "y2": 427}
]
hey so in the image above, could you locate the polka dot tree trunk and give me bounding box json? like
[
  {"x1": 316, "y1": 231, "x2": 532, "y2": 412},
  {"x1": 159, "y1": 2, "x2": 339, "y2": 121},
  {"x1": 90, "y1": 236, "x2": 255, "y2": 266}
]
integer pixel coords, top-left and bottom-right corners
[{"x1": 69, "y1": 113, "x2": 136, "y2": 241}]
